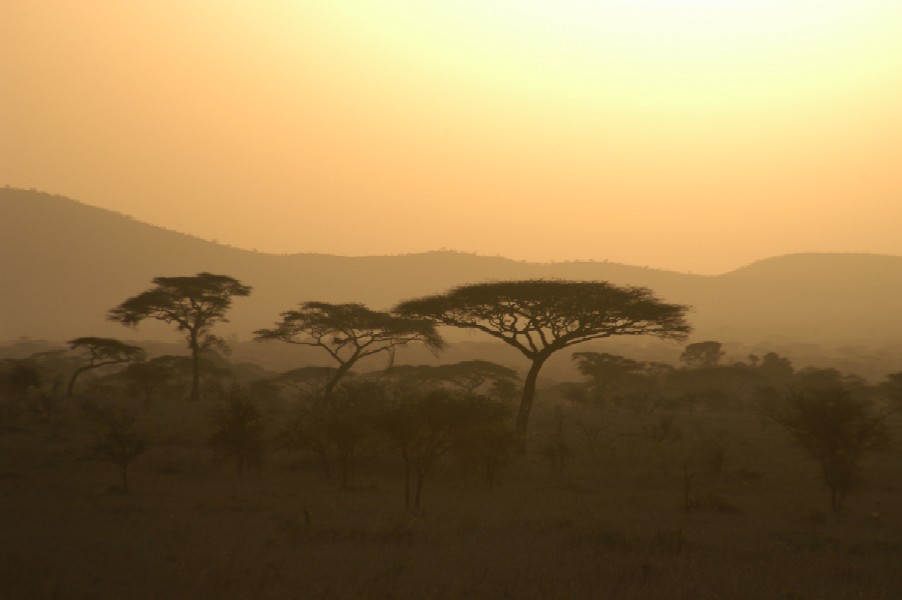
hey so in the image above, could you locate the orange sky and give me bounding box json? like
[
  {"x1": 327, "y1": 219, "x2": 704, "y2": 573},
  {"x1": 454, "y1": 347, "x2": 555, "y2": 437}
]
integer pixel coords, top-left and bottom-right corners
[{"x1": 3, "y1": 1, "x2": 902, "y2": 274}]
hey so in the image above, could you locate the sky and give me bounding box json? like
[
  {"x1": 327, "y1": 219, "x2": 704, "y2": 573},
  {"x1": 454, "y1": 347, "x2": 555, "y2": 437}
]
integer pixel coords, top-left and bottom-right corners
[{"x1": 3, "y1": 0, "x2": 902, "y2": 274}]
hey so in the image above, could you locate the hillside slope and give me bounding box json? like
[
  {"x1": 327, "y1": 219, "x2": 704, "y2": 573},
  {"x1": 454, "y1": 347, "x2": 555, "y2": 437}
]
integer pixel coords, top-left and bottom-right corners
[{"x1": 3, "y1": 188, "x2": 902, "y2": 347}]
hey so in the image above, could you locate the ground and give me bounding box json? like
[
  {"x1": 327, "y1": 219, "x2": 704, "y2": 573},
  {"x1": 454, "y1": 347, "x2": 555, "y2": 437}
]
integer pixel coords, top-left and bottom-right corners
[{"x1": 1, "y1": 398, "x2": 900, "y2": 599}]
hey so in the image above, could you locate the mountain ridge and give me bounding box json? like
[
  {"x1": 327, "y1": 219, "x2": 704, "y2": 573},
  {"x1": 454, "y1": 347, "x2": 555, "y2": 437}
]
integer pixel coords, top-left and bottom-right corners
[{"x1": 3, "y1": 187, "x2": 902, "y2": 346}]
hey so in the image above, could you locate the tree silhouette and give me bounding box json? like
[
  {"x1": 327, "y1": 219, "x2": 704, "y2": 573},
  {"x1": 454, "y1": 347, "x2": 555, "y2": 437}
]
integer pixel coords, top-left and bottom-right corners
[
  {"x1": 271, "y1": 366, "x2": 341, "y2": 404},
  {"x1": 89, "y1": 409, "x2": 146, "y2": 493},
  {"x1": 120, "y1": 356, "x2": 180, "y2": 406},
  {"x1": 254, "y1": 302, "x2": 442, "y2": 404},
  {"x1": 571, "y1": 352, "x2": 643, "y2": 406},
  {"x1": 395, "y1": 280, "x2": 690, "y2": 443},
  {"x1": 376, "y1": 390, "x2": 485, "y2": 508},
  {"x1": 209, "y1": 388, "x2": 265, "y2": 475},
  {"x1": 431, "y1": 360, "x2": 518, "y2": 395},
  {"x1": 613, "y1": 362, "x2": 676, "y2": 414},
  {"x1": 1, "y1": 360, "x2": 41, "y2": 398},
  {"x1": 278, "y1": 410, "x2": 333, "y2": 481},
  {"x1": 680, "y1": 341, "x2": 724, "y2": 368},
  {"x1": 452, "y1": 399, "x2": 515, "y2": 490},
  {"x1": 383, "y1": 360, "x2": 518, "y2": 395},
  {"x1": 879, "y1": 372, "x2": 902, "y2": 407},
  {"x1": 108, "y1": 273, "x2": 251, "y2": 401},
  {"x1": 756, "y1": 352, "x2": 794, "y2": 387},
  {"x1": 668, "y1": 363, "x2": 759, "y2": 412},
  {"x1": 66, "y1": 337, "x2": 145, "y2": 397},
  {"x1": 760, "y1": 386, "x2": 891, "y2": 515},
  {"x1": 321, "y1": 379, "x2": 389, "y2": 489}
]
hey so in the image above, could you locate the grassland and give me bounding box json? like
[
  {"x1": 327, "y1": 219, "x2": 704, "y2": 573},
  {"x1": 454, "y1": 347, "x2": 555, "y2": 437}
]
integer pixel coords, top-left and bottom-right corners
[{"x1": 1, "y1": 395, "x2": 901, "y2": 599}]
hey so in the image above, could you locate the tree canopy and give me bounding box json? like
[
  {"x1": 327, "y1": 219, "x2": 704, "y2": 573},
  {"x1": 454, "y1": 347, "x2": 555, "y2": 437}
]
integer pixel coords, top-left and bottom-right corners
[
  {"x1": 108, "y1": 272, "x2": 251, "y2": 401},
  {"x1": 572, "y1": 352, "x2": 643, "y2": 399},
  {"x1": 66, "y1": 337, "x2": 145, "y2": 397},
  {"x1": 375, "y1": 390, "x2": 496, "y2": 508},
  {"x1": 254, "y1": 302, "x2": 443, "y2": 403},
  {"x1": 383, "y1": 360, "x2": 518, "y2": 395},
  {"x1": 680, "y1": 341, "x2": 724, "y2": 368},
  {"x1": 271, "y1": 366, "x2": 344, "y2": 404},
  {"x1": 395, "y1": 280, "x2": 691, "y2": 440}
]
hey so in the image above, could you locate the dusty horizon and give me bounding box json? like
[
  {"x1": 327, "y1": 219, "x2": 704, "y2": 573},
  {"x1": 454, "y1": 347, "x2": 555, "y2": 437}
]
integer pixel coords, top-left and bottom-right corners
[
  {"x1": 3, "y1": 1, "x2": 902, "y2": 274},
  {"x1": 11, "y1": 186, "x2": 902, "y2": 277}
]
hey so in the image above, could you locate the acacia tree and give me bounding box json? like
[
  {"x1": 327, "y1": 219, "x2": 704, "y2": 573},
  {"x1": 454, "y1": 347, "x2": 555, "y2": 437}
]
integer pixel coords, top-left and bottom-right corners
[
  {"x1": 383, "y1": 360, "x2": 519, "y2": 395},
  {"x1": 1, "y1": 360, "x2": 41, "y2": 398},
  {"x1": 571, "y1": 352, "x2": 643, "y2": 406},
  {"x1": 271, "y1": 366, "x2": 342, "y2": 404},
  {"x1": 120, "y1": 356, "x2": 179, "y2": 406},
  {"x1": 376, "y1": 390, "x2": 483, "y2": 508},
  {"x1": 880, "y1": 372, "x2": 902, "y2": 407},
  {"x1": 679, "y1": 341, "x2": 724, "y2": 368},
  {"x1": 395, "y1": 280, "x2": 690, "y2": 441},
  {"x1": 756, "y1": 352, "x2": 795, "y2": 387},
  {"x1": 760, "y1": 386, "x2": 891, "y2": 515},
  {"x1": 108, "y1": 273, "x2": 252, "y2": 401},
  {"x1": 66, "y1": 337, "x2": 145, "y2": 397},
  {"x1": 424, "y1": 360, "x2": 518, "y2": 395},
  {"x1": 254, "y1": 302, "x2": 443, "y2": 404}
]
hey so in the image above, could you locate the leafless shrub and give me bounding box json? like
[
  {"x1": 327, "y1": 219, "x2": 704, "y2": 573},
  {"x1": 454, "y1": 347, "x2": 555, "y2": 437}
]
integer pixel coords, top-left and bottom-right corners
[{"x1": 88, "y1": 408, "x2": 145, "y2": 493}]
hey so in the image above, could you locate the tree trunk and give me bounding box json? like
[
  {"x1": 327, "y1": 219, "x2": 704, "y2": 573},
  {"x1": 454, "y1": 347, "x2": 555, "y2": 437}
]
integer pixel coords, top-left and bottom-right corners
[
  {"x1": 189, "y1": 335, "x2": 201, "y2": 402},
  {"x1": 515, "y1": 356, "x2": 548, "y2": 452},
  {"x1": 323, "y1": 359, "x2": 356, "y2": 405},
  {"x1": 67, "y1": 366, "x2": 91, "y2": 397},
  {"x1": 120, "y1": 464, "x2": 130, "y2": 493}
]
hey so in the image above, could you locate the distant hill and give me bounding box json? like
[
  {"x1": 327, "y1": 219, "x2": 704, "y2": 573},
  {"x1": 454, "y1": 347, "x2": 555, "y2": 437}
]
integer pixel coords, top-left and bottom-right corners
[{"x1": 4, "y1": 188, "x2": 902, "y2": 351}]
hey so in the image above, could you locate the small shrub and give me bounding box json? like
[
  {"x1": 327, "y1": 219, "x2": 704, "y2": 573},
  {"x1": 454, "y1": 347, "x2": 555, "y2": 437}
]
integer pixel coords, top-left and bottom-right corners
[
  {"x1": 209, "y1": 387, "x2": 265, "y2": 474},
  {"x1": 89, "y1": 409, "x2": 146, "y2": 493}
]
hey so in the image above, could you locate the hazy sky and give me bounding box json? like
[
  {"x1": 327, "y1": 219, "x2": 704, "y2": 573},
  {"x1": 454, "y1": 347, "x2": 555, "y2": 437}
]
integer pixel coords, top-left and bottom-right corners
[{"x1": 3, "y1": 1, "x2": 902, "y2": 274}]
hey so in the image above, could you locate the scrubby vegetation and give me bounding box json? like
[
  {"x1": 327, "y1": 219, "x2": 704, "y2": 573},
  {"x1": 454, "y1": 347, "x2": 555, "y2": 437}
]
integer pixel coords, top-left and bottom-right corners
[{"x1": 2, "y1": 278, "x2": 902, "y2": 598}]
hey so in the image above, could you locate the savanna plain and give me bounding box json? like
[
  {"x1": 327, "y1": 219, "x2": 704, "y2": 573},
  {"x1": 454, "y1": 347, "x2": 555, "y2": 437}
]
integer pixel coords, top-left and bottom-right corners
[{"x1": 2, "y1": 339, "x2": 901, "y2": 600}]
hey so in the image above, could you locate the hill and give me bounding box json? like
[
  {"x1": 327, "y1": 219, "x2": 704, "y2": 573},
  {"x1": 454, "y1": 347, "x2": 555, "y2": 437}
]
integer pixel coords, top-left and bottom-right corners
[{"x1": 3, "y1": 188, "x2": 902, "y2": 353}]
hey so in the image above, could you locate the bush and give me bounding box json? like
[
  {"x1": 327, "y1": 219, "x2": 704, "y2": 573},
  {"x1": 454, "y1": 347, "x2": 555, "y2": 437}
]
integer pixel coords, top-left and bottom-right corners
[
  {"x1": 209, "y1": 387, "x2": 265, "y2": 474},
  {"x1": 760, "y1": 386, "x2": 891, "y2": 515},
  {"x1": 89, "y1": 409, "x2": 146, "y2": 493}
]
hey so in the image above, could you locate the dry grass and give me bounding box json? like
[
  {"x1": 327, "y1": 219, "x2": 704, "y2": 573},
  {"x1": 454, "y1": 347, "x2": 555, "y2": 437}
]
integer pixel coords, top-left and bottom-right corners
[{"x1": 1, "y1": 398, "x2": 901, "y2": 599}]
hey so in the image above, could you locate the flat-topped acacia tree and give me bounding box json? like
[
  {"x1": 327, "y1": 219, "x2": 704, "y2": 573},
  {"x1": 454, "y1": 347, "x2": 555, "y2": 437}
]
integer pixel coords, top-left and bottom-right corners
[
  {"x1": 254, "y1": 302, "x2": 443, "y2": 404},
  {"x1": 108, "y1": 273, "x2": 252, "y2": 401},
  {"x1": 394, "y1": 280, "x2": 691, "y2": 442},
  {"x1": 383, "y1": 360, "x2": 519, "y2": 395},
  {"x1": 66, "y1": 337, "x2": 145, "y2": 397}
]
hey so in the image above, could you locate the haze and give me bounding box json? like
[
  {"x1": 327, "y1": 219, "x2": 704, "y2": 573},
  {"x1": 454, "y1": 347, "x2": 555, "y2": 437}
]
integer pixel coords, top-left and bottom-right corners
[{"x1": 3, "y1": 1, "x2": 902, "y2": 273}]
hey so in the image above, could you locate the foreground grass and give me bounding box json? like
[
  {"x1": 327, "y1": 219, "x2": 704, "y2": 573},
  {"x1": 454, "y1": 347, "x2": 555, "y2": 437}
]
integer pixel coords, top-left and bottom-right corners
[{"x1": 1, "y1": 401, "x2": 900, "y2": 599}]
